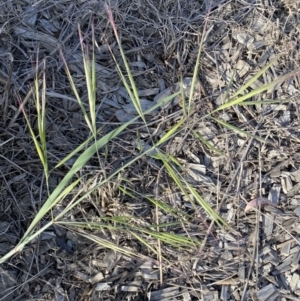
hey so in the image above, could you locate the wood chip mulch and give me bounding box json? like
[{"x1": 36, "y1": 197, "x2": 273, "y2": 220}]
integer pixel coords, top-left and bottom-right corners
[{"x1": 1, "y1": 0, "x2": 300, "y2": 300}]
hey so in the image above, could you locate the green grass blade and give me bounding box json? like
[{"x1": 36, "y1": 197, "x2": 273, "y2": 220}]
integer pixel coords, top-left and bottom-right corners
[
  {"x1": 212, "y1": 117, "x2": 278, "y2": 148},
  {"x1": 193, "y1": 131, "x2": 225, "y2": 156},
  {"x1": 105, "y1": 4, "x2": 145, "y2": 124},
  {"x1": 238, "y1": 99, "x2": 290, "y2": 105},
  {"x1": 78, "y1": 24, "x2": 97, "y2": 136},
  {"x1": 22, "y1": 179, "x2": 81, "y2": 238},
  {"x1": 60, "y1": 50, "x2": 93, "y2": 132},
  {"x1": 0, "y1": 220, "x2": 54, "y2": 264},
  {"x1": 49, "y1": 99, "x2": 183, "y2": 219},
  {"x1": 16, "y1": 91, "x2": 46, "y2": 172},
  {"x1": 180, "y1": 76, "x2": 187, "y2": 117},
  {"x1": 80, "y1": 232, "x2": 139, "y2": 258},
  {"x1": 156, "y1": 118, "x2": 187, "y2": 146},
  {"x1": 158, "y1": 152, "x2": 227, "y2": 229},
  {"x1": 21, "y1": 118, "x2": 141, "y2": 237},
  {"x1": 119, "y1": 186, "x2": 191, "y2": 219},
  {"x1": 222, "y1": 68, "x2": 237, "y2": 103},
  {"x1": 231, "y1": 57, "x2": 278, "y2": 99},
  {"x1": 214, "y1": 70, "x2": 297, "y2": 112},
  {"x1": 186, "y1": 11, "x2": 210, "y2": 116},
  {"x1": 55, "y1": 134, "x2": 96, "y2": 168},
  {"x1": 184, "y1": 180, "x2": 229, "y2": 228},
  {"x1": 55, "y1": 91, "x2": 180, "y2": 168},
  {"x1": 40, "y1": 59, "x2": 48, "y2": 181},
  {"x1": 136, "y1": 227, "x2": 197, "y2": 247},
  {"x1": 129, "y1": 231, "x2": 163, "y2": 258}
]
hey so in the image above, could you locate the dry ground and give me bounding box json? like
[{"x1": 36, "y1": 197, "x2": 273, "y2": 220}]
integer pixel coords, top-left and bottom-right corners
[{"x1": 1, "y1": 0, "x2": 300, "y2": 300}]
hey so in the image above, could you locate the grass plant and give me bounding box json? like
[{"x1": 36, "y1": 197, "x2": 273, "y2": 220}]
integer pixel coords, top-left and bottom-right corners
[{"x1": 0, "y1": 6, "x2": 298, "y2": 267}]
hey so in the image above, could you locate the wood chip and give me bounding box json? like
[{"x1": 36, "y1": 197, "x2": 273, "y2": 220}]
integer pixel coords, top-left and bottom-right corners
[
  {"x1": 202, "y1": 290, "x2": 218, "y2": 301},
  {"x1": 121, "y1": 280, "x2": 142, "y2": 292},
  {"x1": 148, "y1": 287, "x2": 181, "y2": 301},
  {"x1": 95, "y1": 283, "x2": 111, "y2": 291},
  {"x1": 89, "y1": 272, "x2": 104, "y2": 284},
  {"x1": 122, "y1": 98, "x2": 158, "y2": 115},
  {"x1": 140, "y1": 261, "x2": 159, "y2": 280},
  {"x1": 257, "y1": 283, "x2": 279, "y2": 300},
  {"x1": 244, "y1": 197, "x2": 276, "y2": 214}
]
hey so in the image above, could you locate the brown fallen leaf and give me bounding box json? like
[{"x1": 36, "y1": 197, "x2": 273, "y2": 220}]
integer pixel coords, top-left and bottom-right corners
[{"x1": 244, "y1": 197, "x2": 275, "y2": 214}]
